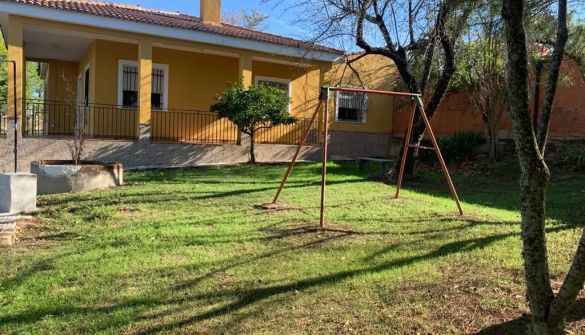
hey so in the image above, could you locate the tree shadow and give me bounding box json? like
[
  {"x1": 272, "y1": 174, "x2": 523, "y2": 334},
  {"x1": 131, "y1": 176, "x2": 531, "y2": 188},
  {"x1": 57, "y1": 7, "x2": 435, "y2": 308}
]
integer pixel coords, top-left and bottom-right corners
[
  {"x1": 475, "y1": 298, "x2": 585, "y2": 334},
  {"x1": 135, "y1": 225, "x2": 572, "y2": 334}
]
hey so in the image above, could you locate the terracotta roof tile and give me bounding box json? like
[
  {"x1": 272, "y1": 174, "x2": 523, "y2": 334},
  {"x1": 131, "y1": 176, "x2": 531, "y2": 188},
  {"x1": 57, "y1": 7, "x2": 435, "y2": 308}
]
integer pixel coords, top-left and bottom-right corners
[{"x1": 2, "y1": 0, "x2": 342, "y2": 56}]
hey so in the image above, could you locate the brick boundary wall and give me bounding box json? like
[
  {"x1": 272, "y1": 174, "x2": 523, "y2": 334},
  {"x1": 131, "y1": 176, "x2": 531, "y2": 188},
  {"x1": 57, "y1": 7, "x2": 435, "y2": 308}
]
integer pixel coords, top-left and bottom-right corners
[{"x1": 0, "y1": 124, "x2": 326, "y2": 173}]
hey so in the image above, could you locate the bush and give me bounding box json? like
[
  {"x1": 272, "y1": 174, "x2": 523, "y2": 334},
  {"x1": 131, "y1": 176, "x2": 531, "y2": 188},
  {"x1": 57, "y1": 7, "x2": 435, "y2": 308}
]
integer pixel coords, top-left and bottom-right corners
[
  {"x1": 419, "y1": 131, "x2": 485, "y2": 163},
  {"x1": 558, "y1": 146, "x2": 585, "y2": 171}
]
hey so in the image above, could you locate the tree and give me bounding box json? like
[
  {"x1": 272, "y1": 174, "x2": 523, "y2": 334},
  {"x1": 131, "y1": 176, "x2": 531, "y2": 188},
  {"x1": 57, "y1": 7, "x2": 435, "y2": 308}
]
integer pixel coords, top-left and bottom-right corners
[
  {"x1": 453, "y1": 0, "x2": 507, "y2": 163},
  {"x1": 273, "y1": 0, "x2": 475, "y2": 180},
  {"x1": 212, "y1": 83, "x2": 295, "y2": 163},
  {"x1": 222, "y1": 8, "x2": 268, "y2": 30},
  {"x1": 501, "y1": 0, "x2": 585, "y2": 333}
]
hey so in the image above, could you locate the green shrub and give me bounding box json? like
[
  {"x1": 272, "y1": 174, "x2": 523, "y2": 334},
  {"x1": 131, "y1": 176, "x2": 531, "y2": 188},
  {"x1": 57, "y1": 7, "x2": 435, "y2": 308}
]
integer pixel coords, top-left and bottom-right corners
[
  {"x1": 558, "y1": 146, "x2": 585, "y2": 171},
  {"x1": 419, "y1": 131, "x2": 485, "y2": 163}
]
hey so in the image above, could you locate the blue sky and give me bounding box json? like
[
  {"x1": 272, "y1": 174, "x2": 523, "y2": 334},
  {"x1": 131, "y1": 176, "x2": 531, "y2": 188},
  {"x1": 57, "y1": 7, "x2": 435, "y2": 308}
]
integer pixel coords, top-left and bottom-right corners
[{"x1": 128, "y1": 0, "x2": 308, "y2": 39}]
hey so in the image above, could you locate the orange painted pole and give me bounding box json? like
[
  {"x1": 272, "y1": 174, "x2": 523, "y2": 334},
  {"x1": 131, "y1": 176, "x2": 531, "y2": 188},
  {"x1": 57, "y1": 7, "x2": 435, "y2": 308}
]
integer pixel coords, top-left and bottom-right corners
[
  {"x1": 272, "y1": 93, "x2": 325, "y2": 204},
  {"x1": 415, "y1": 96, "x2": 464, "y2": 216},
  {"x1": 395, "y1": 101, "x2": 418, "y2": 199},
  {"x1": 319, "y1": 87, "x2": 330, "y2": 229}
]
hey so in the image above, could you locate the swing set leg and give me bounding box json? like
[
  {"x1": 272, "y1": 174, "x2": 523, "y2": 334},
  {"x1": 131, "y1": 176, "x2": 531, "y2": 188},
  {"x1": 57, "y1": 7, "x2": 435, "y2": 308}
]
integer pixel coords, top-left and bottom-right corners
[
  {"x1": 395, "y1": 96, "x2": 464, "y2": 216},
  {"x1": 272, "y1": 95, "x2": 326, "y2": 204}
]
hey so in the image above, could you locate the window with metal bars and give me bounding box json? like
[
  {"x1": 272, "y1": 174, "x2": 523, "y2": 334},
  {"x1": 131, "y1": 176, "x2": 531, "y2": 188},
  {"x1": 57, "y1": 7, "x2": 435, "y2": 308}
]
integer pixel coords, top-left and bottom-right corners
[
  {"x1": 119, "y1": 61, "x2": 167, "y2": 110},
  {"x1": 152, "y1": 68, "x2": 165, "y2": 110},
  {"x1": 122, "y1": 65, "x2": 138, "y2": 108},
  {"x1": 257, "y1": 80, "x2": 290, "y2": 95},
  {"x1": 335, "y1": 91, "x2": 368, "y2": 123}
]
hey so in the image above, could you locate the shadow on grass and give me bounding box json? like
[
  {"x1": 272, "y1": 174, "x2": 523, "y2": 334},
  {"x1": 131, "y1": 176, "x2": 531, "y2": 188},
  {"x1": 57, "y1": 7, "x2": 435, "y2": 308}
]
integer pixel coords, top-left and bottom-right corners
[
  {"x1": 1, "y1": 220, "x2": 582, "y2": 334},
  {"x1": 475, "y1": 298, "x2": 585, "y2": 335}
]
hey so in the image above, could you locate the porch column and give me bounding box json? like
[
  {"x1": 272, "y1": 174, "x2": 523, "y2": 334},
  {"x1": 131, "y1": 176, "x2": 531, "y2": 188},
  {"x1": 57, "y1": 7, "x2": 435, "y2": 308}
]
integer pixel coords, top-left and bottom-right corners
[
  {"x1": 239, "y1": 54, "x2": 253, "y2": 88},
  {"x1": 6, "y1": 15, "x2": 25, "y2": 131},
  {"x1": 138, "y1": 38, "x2": 153, "y2": 124}
]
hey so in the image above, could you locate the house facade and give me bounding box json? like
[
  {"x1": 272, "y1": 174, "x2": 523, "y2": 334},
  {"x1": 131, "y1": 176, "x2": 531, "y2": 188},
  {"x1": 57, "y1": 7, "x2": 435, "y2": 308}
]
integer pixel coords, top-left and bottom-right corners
[{"x1": 0, "y1": 0, "x2": 347, "y2": 172}]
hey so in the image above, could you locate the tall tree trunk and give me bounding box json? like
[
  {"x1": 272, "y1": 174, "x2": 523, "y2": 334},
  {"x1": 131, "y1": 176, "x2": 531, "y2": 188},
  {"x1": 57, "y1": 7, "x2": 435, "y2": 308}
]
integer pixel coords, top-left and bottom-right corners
[
  {"x1": 487, "y1": 120, "x2": 498, "y2": 163},
  {"x1": 249, "y1": 132, "x2": 256, "y2": 164},
  {"x1": 501, "y1": 0, "x2": 570, "y2": 333}
]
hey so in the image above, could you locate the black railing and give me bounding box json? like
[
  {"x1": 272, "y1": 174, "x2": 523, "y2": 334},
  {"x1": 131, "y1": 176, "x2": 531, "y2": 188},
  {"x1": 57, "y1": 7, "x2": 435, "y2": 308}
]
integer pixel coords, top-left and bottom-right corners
[
  {"x1": 24, "y1": 100, "x2": 139, "y2": 140},
  {"x1": 151, "y1": 110, "x2": 239, "y2": 144},
  {"x1": 255, "y1": 118, "x2": 321, "y2": 146},
  {"x1": 0, "y1": 102, "x2": 6, "y2": 136}
]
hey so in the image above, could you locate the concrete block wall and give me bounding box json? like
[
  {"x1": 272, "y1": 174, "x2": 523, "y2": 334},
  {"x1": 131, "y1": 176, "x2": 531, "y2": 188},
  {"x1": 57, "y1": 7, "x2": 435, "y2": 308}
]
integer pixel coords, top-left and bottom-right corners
[{"x1": 329, "y1": 131, "x2": 394, "y2": 158}]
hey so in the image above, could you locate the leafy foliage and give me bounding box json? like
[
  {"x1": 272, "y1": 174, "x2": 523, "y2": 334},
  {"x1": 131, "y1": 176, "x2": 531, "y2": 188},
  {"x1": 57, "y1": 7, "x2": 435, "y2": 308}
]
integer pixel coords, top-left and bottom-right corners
[
  {"x1": 0, "y1": 31, "x2": 44, "y2": 101},
  {"x1": 420, "y1": 131, "x2": 485, "y2": 163},
  {"x1": 212, "y1": 82, "x2": 295, "y2": 163}
]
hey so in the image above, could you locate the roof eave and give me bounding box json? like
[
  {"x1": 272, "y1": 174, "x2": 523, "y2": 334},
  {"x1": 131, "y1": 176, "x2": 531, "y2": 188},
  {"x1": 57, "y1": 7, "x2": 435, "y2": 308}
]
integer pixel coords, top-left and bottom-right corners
[{"x1": 0, "y1": 1, "x2": 342, "y2": 62}]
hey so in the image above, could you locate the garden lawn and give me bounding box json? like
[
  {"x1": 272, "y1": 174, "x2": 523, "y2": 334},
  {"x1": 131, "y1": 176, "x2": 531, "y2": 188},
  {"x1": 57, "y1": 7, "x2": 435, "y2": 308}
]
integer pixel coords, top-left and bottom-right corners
[{"x1": 1, "y1": 162, "x2": 584, "y2": 335}]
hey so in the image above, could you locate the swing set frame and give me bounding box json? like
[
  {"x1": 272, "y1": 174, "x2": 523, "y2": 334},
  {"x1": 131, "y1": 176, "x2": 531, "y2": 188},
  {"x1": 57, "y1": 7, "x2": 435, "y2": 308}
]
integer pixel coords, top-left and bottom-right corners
[{"x1": 271, "y1": 86, "x2": 463, "y2": 229}]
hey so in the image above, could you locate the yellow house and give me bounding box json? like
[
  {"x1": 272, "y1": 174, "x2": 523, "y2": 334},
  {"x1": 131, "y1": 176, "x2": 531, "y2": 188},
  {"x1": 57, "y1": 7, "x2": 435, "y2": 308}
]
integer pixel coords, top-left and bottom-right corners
[
  {"x1": 325, "y1": 53, "x2": 400, "y2": 157},
  {"x1": 0, "y1": 0, "x2": 342, "y2": 145}
]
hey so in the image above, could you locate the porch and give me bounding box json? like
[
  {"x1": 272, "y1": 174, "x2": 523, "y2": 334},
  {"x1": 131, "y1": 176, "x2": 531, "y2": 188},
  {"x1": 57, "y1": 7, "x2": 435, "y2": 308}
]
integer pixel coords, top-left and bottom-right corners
[{"x1": 1, "y1": 14, "x2": 325, "y2": 147}]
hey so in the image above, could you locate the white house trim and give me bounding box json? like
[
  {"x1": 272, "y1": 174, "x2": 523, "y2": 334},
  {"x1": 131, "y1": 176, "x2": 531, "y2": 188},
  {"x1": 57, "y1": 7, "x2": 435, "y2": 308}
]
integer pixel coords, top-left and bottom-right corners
[
  {"x1": 117, "y1": 59, "x2": 169, "y2": 111},
  {"x1": 0, "y1": 2, "x2": 341, "y2": 62}
]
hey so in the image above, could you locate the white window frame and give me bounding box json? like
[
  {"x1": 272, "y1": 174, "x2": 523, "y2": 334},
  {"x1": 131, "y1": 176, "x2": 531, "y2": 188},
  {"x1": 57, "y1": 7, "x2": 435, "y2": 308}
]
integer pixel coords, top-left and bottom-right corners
[
  {"x1": 117, "y1": 59, "x2": 169, "y2": 111},
  {"x1": 255, "y1": 75, "x2": 292, "y2": 113},
  {"x1": 335, "y1": 90, "x2": 368, "y2": 124}
]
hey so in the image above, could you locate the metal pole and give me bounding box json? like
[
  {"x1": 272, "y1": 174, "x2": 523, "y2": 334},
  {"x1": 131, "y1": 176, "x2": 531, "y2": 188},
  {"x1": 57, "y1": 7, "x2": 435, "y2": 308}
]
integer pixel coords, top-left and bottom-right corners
[
  {"x1": 272, "y1": 93, "x2": 325, "y2": 204},
  {"x1": 395, "y1": 101, "x2": 418, "y2": 199},
  {"x1": 12, "y1": 61, "x2": 17, "y2": 173},
  {"x1": 415, "y1": 96, "x2": 464, "y2": 216},
  {"x1": 319, "y1": 87, "x2": 330, "y2": 229}
]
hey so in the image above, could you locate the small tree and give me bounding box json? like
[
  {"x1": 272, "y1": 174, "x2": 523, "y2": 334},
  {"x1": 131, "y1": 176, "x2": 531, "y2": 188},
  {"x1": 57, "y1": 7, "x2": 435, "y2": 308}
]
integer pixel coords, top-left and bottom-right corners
[
  {"x1": 63, "y1": 73, "x2": 86, "y2": 165},
  {"x1": 212, "y1": 83, "x2": 295, "y2": 163}
]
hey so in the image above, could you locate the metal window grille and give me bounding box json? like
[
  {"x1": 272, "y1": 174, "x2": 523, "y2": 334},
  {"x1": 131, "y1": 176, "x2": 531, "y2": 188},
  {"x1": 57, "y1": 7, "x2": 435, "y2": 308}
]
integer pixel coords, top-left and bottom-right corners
[
  {"x1": 152, "y1": 68, "x2": 165, "y2": 110},
  {"x1": 122, "y1": 65, "x2": 138, "y2": 107},
  {"x1": 258, "y1": 80, "x2": 289, "y2": 96},
  {"x1": 336, "y1": 91, "x2": 367, "y2": 123}
]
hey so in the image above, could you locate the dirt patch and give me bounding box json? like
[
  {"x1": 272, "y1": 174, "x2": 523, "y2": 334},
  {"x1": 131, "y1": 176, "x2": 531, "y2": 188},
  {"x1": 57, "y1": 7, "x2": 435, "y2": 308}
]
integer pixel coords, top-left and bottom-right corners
[
  {"x1": 254, "y1": 203, "x2": 302, "y2": 212},
  {"x1": 265, "y1": 222, "x2": 354, "y2": 239},
  {"x1": 390, "y1": 261, "x2": 585, "y2": 335},
  {"x1": 15, "y1": 216, "x2": 43, "y2": 241}
]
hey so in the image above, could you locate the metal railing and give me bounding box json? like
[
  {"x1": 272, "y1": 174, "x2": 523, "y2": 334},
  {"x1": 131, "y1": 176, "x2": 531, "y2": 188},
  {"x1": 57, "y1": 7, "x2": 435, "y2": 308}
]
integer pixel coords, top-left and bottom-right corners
[
  {"x1": 151, "y1": 110, "x2": 239, "y2": 144},
  {"x1": 255, "y1": 118, "x2": 321, "y2": 146},
  {"x1": 0, "y1": 103, "x2": 6, "y2": 136},
  {"x1": 24, "y1": 100, "x2": 139, "y2": 140}
]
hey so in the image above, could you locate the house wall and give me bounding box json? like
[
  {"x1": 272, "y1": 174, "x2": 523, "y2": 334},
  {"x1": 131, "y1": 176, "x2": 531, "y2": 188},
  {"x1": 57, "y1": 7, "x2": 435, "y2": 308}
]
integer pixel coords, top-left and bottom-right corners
[
  {"x1": 45, "y1": 60, "x2": 79, "y2": 102},
  {"x1": 326, "y1": 54, "x2": 397, "y2": 135},
  {"x1": 153, "y1": 46, "x2": 239, "y2": 111}
]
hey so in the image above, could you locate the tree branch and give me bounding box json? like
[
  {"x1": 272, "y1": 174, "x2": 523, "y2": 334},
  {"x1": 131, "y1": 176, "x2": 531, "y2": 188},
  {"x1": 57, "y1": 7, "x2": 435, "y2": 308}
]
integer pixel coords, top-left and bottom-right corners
[{"x1": 536, "y1": 0, "x2": 569, "y2": 154}]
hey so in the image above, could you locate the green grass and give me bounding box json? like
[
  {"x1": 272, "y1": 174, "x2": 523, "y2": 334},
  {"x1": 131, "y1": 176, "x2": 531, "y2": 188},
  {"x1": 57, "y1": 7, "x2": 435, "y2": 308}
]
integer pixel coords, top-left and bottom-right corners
[{"x1": 1, "y1": 162, "x2": 584, "y2": 334}]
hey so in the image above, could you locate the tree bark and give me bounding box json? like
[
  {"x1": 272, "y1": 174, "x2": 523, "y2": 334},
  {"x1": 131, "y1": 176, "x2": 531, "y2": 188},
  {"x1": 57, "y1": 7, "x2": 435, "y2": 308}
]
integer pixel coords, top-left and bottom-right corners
[
  {"x1": 249, "y1": 131, "x2": 256, "y2": 164},
  {"x1": 502, "y1": 0, "x2": 570, "y2": 333}
]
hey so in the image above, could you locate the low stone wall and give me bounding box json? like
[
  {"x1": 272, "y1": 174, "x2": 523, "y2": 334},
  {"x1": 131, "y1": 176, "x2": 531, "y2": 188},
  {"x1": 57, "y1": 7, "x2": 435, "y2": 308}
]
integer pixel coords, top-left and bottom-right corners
[{"x1": 0, "y1": 125, "x2": 322, "y2": 173}]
